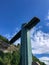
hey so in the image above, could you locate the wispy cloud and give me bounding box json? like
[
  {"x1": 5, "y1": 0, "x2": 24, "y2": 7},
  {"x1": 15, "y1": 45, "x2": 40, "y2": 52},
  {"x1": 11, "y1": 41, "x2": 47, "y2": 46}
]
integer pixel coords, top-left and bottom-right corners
[
  {"x1": 45, "y1": 10, "x2": 49, "y2": 20},
  {"x1": 31, "y1": 27, "x2": 49, "y2": 65},
  {"x1": 44, "y1": 10, "x2": 49, "y2": 27},
  {"x1": 39, "y1": 57, "x2": 49, "y2": 65},
  {"x1": 31, "y1": 29, "x2": 49, "y2": 54}
]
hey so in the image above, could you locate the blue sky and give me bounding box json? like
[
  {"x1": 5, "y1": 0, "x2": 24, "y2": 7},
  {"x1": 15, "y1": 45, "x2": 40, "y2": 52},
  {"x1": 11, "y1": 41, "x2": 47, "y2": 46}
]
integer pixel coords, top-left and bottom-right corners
[
  {"x1": 0, "y1": 0, "x2": 49, "y2": 64},
  {"x1": 0, "y1": 0, "x2": 49, "y2": 36}
]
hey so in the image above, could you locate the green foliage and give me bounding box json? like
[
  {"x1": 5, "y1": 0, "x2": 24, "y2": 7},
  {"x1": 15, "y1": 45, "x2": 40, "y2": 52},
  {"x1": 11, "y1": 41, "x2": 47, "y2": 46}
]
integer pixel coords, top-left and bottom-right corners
[
  {"x1": 0, "y1": 57, "x2": 4, "y2": 65},
  {"x1": 32, "y1": 55, "x2": 46, "y2": 65},
  {"x1": 40, "y1": 62, "x2": 46, "y2": 65},
  {"x1": 0, "y1": 35, "x2": 9, "y2": 43},
  {"x1": 0, "y1": 50, "x2": 46, "y2": 65},
  {"x1": 0, "y1": 35, "x2": 46, "y2": 65},
  {"x1": 33, "y1": 55, "x2": 39, "y2": 62},
  {"x1": 0, "y1": 51, "x2": 12, "y2": 65},
  {"x1": 0, "y1": 50, "x2": 20, "y2": 65},
  {"x1": 0, "y1": 44, "x2": 46, "y2": 65},
  {"x1": 0, "y1": 51, "x2": 4, "y2": 58},
  {"x1": 11, "y1": 51, "x2": 20, "y2": 65}
]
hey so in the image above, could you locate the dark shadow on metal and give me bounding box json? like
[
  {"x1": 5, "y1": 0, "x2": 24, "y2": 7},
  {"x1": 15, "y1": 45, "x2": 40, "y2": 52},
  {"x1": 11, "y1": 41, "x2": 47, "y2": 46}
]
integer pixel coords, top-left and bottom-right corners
[{"x1": 9, "y1": 17, "x2": 40, "y2": 44}]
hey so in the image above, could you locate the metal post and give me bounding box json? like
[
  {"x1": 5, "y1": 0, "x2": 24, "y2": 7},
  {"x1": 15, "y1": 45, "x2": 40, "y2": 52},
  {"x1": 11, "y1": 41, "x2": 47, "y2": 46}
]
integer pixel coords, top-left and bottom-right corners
[{"x1": 20, "y1": 23, "x2": 32, "y2": 65}]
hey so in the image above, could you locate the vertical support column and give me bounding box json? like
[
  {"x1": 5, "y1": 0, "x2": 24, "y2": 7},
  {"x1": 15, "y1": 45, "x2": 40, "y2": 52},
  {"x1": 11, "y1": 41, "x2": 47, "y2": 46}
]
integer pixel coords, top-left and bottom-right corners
[{"x1": 20, "y1": 24, "x2": 32, "y2": 65}]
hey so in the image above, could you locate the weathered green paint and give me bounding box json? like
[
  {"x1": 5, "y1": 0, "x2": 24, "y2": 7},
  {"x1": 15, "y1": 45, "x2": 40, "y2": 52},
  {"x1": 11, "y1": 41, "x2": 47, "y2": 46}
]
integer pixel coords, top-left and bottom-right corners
[{"x1": 21, "y1": 24, "x2": 32, "y2": 65}]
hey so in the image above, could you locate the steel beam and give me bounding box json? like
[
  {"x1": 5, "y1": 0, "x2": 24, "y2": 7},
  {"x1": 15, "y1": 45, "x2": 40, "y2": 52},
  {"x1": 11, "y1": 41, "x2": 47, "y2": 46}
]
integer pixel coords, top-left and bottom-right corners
[
  {"x1": 10, "y1": 17, "x2": 40, "y2": 44},
  {"x1": 20, "y1": 24, "x2": 32, "y2": 65}
]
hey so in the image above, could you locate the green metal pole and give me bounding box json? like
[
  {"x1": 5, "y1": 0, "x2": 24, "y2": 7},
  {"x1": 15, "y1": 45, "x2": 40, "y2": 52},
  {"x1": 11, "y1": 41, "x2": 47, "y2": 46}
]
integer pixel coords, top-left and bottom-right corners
[{"x1": 20, "y1": 23, "x2": 32, "y2": 65}]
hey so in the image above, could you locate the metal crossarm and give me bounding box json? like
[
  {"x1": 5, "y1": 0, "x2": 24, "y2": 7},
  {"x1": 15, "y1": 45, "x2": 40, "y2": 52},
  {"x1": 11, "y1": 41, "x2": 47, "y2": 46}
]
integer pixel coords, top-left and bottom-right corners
[
  {"x1": 10, "y1": 30, "x2": 21, "y2": 44},
  {"x1": 9, "y1": 17, "x2": 40, "y2": 44}
]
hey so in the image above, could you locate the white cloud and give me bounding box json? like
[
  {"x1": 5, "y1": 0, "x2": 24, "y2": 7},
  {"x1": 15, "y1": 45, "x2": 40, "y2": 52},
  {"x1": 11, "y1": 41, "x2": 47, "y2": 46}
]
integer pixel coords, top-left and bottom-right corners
[
  {"x1": 45, "y1": 10, "x2": 49, "y2": 20},
  {"x1": 44, "y1": 10, "x2": 49, "y2": 27},
  {"x1": 31, "y1": 28, "x2": 49, "y2": 54},
  {"x1": 39, "y1": 57, "x2": 49, "y2": 65},
  {"x1": 31, "y1": 27, "x2": 49, "y2": 64},
  {"x1": 14, "y1": 38, "x2": 20, "y2": 45}
]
